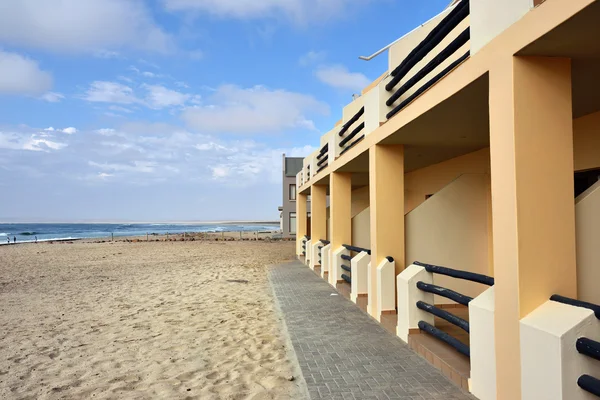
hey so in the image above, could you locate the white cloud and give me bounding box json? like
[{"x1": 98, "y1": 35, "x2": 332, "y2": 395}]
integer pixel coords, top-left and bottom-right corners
[
  {"x1": 0, "y1": 131, "x2": 67, "y2": 152},
  {"x1": 96, "y1": 128, "x2": 118, "y2": 136},
  {"x1": 0, "y1": 122, "x2": 316, "y2": 190},
  {"x1": 0, "y1": 50, "x2": 52, "y2": 95},
  {"x1": 315, "y1": 65, "x2": 370, "y2": 91},
  {"x1": 44, "y1": 127, "x2": 56, "y2": 132},
  {"x1": 40, "y1": 92, "x2": 65, "y2": 102},
  {"x1": 195, "y1": 142, "x2": 228, "y2": 151},
  {"x1": 98, "y1": 172, "x2": 114, "y2": 180},
  {"x1": 299, "y1": 51, "x2": 326, "y2": 66},
  {"x1": 62, "y1": 127, "x2": 78, "y2": 135},
  {"x1": 83, "y1": 81, "x2": 192, "y2": 110},
  {"x1": 0, "y1": 0, "x2": 172, "y2": 54},
  {"x1": 94, "y1": 49, "x2": 120, "y2": 59},
  {"x1": 211, "y1": 166, "x2": 230, "y2": 179},
  {"x1": 89, "y1": 160, "x2": 157, "y2": 173},
  {"x1": 181, "y1": 84, "x2": 328, "y2": 134},
  {"x1": 143, "y1": 84, "x2": 190, "y2": 109},
  {"x1": 109, "y1": 105, "x2": 134, "y2": 114},
  {"x1": 163, "y1": 0, "x2": 374, "y2": 24},
  {"x1": 83, "y1": 81, "x2": 140, "y2": 104},
  {"x1": 142, "y1": 71, "x2": 158, "y2": 78}
]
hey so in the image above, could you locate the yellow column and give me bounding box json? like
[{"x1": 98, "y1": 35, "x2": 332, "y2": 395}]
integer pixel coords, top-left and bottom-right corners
[
  {"x1": 296, "y1": 192, "x2": 308, "y2": 256},
  {"x1": 369, "y1": 144, "x2": 405, "y2": 319},
  {"x1": 489, "y1": 56, "x2": 576, "y2": 400},
  {"x1": 330, "y1": 172, "x2": 352, "y2": 268},
  {"x1": 311, "y1": 184, "x2": 327, "y2": 248}
]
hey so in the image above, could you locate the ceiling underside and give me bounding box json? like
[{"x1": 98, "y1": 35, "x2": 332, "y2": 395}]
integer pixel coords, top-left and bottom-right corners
[{"x1": 519, "y1": 0, "x2": 600, "y2": 118}]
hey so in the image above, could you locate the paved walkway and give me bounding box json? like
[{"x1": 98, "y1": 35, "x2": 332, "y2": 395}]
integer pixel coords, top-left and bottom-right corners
[{"x1": 270, "y1": 261, "x2": 473, "y2": 400}]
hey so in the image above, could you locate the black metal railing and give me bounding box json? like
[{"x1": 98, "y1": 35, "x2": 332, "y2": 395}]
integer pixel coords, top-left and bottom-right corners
[
  {"x1": 317, "y1": 240, "x2": 330, "y2": 266},
  {"x1": 339, "y1": 244, "x2": 371, "y2": 284},
  {"x1": 338, "y1": 107, "x2": 364, "y2": 137},
  {"x1": 386, "y1": 27, "x2": 470, "y2": 107},
  {"x1": 578, "y1": 375, "x2": 600, "y2": 397},
  {"x1": 315, "y1": 143, "x2": 329, "y2": 174},
  {"x1": 338, "y1": 107, "x2": 366, "y2": 157},
  {"x1": 551, "y1": 294, "x2": 600, "y2": 319},
  {"x1": 385, "y1": 0, "x2": 470, "y2": 120},
  {"x1": 417, "y1": 282, "x2": 473, "y2": 306},
  {"x1": 414, "y1": 261, "x2": 495, "y2": 286},
  {"x1": 551, "y1": 294, "x2": 600, "y2": 397},
  {"x1": 418, "y1": 321, "x2": 470, "y2": 357},
  {"x1": 577, "y1": 338, "x2": 600, "y2": 362},
  {"x1": 342, "y1": 244, "x2": 371, "y2": 255},
  {"x1": 339, "y1": 122, "x2": 365, "y2": 147},
  {"x1": 316, "y1": 143, "x2": 328, "y2": 160},
  {"x1": 386, "y1": 0, "x2": 470, "y2": 91},
  {"x1": 340, "y1": 134, "x2": 365, "y2": 156},
  {"x1": 414, "y1": 260, "x2": 493, "y2": 357},
  {"x1": 301, "y1": 236, "x2": 309, "y2": 256},
  {"x1": 386, "y1": 52, "x2": 469, "y2": 120}
]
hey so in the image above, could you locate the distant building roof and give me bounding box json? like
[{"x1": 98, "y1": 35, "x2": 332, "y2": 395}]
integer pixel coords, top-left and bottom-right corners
[{"x1": 284, "y1": 157, "x2": 304, "y2": 177}]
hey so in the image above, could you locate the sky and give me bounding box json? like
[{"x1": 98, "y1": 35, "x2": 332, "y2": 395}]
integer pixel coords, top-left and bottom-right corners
[{"x1": 0, "y1": 0, "x2": 450, "y2": 222}]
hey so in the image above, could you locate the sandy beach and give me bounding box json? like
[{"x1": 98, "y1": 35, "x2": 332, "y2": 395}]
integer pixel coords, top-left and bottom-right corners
[{"x1": 0, "y1": 240, "x2": 305, "y2": 399}]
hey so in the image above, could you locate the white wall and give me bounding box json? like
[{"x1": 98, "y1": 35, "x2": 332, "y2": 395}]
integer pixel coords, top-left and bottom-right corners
[
  {"x1": 405, "y1": 173, "x2": 490, "y2": 303},
  {"x1": 470, "y1": 0, "x2": 533, "y2": 54}
]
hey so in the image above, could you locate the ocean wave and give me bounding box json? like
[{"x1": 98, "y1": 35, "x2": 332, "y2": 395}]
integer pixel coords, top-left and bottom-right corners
[
  {"x1": 0, "y1": 233, "x2": 7, "y2": 237},
  {"x1": 20, "y1": 232, "x2": 38, "y2": 236}
]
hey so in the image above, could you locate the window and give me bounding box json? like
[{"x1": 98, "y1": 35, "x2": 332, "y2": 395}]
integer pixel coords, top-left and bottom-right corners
[
  {"x1": 289, "y1": 184, "x2": 297, "y2": 201},
  {"x1": 289, "y1": 212, "x2": 297, "y2": 234}
]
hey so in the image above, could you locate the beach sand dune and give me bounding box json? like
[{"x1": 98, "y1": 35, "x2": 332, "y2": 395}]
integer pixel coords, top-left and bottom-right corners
[{"x1": 0, "y1": 241, "x2": 305, "y2": 399}]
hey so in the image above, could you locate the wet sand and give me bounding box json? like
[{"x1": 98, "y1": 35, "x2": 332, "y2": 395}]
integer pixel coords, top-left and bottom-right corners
[{"x1": 0, "y1": 240, "x2": 305, "y2": 399}]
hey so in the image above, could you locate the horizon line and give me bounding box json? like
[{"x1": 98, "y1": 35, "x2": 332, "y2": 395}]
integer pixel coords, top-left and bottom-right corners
[{"x1": 0, "y1": 220, "x2": 280, "y2": 225}]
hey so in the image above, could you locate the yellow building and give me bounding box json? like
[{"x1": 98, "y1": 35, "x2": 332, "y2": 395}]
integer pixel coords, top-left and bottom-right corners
[{"x1": 296, "y1": 0, "x2": 600, "y2": 399}]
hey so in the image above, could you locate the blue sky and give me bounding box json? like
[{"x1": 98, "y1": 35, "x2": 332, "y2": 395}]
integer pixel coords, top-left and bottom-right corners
[{"x1": 0, "y1": 0, "x2": 449, "y2": 222}]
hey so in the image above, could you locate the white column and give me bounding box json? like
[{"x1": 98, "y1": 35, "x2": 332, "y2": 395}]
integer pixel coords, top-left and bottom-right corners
[
  {"x1": 470, "y1": 286, "x2": 497, "y2": 400},
  {"x1": 520, "y1": 300, "x2": 600, "y2": 400},
  {"x1": 304, "y1": 239, "x2": 312, "y2": 266},
  {"x1": 377, "y1": 257, "x2": 397, "y2": 321},
  {"x1": 351, "y1": 252, "x2": 370, "y2": 303},
  {"x1": 330, "y1": 247, "x2": 349, "y2": 287},
  {"x1": 396, "y1": 264, "x2": 434, "y2": 343},
  {"x1": 310, "y1": 241, "x2": 322, "y2": 269},
  {"x1": 321, "y1": 244, "x2": 331, "y2": 279}
]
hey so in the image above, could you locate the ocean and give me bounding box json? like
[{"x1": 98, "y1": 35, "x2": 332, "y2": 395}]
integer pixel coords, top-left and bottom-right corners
[{"x1": 0, "y1": 222, "x2": 280, "y2": 244}]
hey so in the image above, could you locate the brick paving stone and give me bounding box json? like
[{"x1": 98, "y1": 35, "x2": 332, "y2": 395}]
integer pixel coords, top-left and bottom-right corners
[{"x1": 270, "y1": 261, "x2": 475, "y2": 400}]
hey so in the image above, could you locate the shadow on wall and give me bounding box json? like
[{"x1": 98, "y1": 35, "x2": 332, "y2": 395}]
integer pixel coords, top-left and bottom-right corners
[{"x1": 405, "y1": 173, "x2": 491, "y2": 304}]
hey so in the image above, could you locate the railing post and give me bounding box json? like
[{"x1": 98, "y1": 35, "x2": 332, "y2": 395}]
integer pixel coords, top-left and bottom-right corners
[
  {"x1": 396, "y1": 263, "x2": 434, "y2": 342},
  {"x1": 304, "y1": 239, "x2": 312, "y2": 266},
  {"x1": 330, "y1": 247, "x2": 349, "y2": 287},
  {"x1": 376, "y1": 258, "x2": 396, "y2": 319},
  {"x1": 520, "y1": 300, "x2": 600, "y2": 400},
  {"x1": 321, "y1": 244, "x2": 332, "y2": 279},
  {"x1": 310, "y1": 241, "x2": 322, "y2": 270},
  {"x1": 351, "y1": 252, "x2": 370, "y2": 303},
  {"x1": 469, "y1": 286, "x2": 497, "y2": 400}
]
